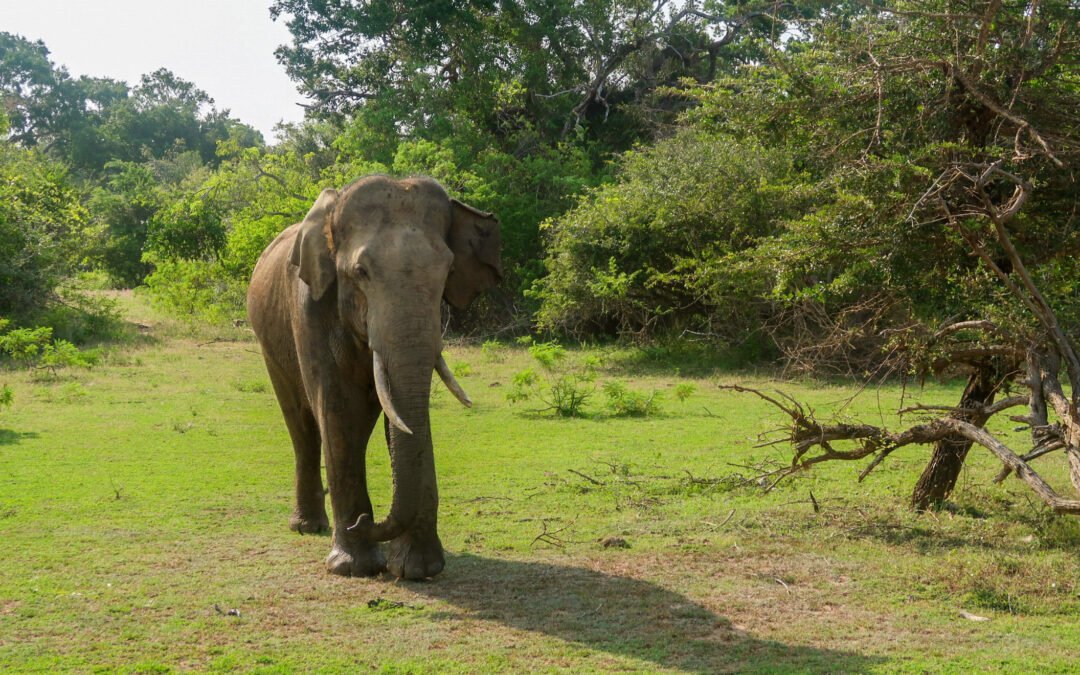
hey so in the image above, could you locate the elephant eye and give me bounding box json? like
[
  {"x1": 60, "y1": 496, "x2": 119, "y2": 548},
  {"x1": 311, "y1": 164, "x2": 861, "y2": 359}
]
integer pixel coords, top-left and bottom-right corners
[{"x1": 356, "y1": 264, "x2": 370, "y2": 280}]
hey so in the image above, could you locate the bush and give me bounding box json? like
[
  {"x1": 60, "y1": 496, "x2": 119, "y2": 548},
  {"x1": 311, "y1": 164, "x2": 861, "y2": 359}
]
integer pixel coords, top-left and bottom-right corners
[
  {"x1": 480, "y1": 340, "x2": 507, "y2": 362},
  {"x1": 602, "y1": 381, "x2": 663, "y2": 417},
  {"x1": 0, "y1": 318, "x2": 102, "y2": 379},
  {"x1": 142, "y1": 257, "x2": 248, "y2": 325},
  {"x1": 673, "y1": 383, "x2": 696, "y2": 403},
  {"x1": 0, "y1": 141, "x2": 90, "y2": 318},
  {"x1": 506, "y1": 341, "x2": 597, "y2": 417},
  {"x1": 534, "y1": 128, "x2": 808, "y2": 344}
]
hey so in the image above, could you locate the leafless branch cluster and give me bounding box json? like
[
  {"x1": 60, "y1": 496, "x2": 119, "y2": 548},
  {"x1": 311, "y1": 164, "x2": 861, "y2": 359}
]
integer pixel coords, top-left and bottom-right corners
[
  {"x1": 766, "y1": 292, "x2": 901, "y2": 378},
  {"x1": 726, "y1": 340, "x2": 1080, "y2": 514},
  {"x1": 727, "y1": 162, "x2": 1080, "y2": 514}
]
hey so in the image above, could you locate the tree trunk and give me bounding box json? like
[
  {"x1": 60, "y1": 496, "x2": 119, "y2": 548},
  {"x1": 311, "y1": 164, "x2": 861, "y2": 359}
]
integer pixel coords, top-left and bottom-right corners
[{"x1": 910, "y1": 361, "x2": 1000, "y2": 510}]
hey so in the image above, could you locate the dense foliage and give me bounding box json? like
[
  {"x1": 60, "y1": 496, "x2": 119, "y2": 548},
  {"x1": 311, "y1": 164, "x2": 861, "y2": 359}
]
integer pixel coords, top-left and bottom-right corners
[
  {"x1": 538, "y1": 0, "x2": 1080, "y2": 370},
  {"x1": 535, "y1": 128, "x2": 808, "y2": 350},
  {"x1": 2, "y1": 2, "x2": 1077, "y2": 374},
  {"x1": 0, "y1": 32, "x2": 264, "y2": 288},
  {"x1": 0, "y1": 128, "x2": 88, "y2": 318}
]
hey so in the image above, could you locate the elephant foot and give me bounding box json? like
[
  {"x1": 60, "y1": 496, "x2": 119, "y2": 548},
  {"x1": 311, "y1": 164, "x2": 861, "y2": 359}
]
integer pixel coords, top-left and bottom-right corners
[
  {"x1": 290, "y1": 510, "x2": 330, "y2": 534},
  {"x1": 387, "y1": 530, "x2": 445, "y2": 580},
  {"x1": 326, "y1": 543, "x2": 386, "y2": 577}
]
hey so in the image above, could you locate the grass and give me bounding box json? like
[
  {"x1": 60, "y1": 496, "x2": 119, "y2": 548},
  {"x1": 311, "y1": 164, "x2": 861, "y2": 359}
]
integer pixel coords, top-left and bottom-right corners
[{"x1": 2, "y1": 292, "x2": 1080, "y2": 672}]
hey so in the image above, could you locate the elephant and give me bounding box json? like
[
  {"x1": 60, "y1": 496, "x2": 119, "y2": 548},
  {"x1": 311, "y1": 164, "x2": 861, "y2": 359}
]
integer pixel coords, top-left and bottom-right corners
[{"x1": 246, "y1": 175, "x2": 501, "y2": 580}]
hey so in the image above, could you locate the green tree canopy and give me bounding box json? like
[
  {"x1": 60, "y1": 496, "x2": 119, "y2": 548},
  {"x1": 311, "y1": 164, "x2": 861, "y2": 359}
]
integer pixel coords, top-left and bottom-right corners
[
  {"x1": 0, "y1": 33, "x2": 263, "y2": 177},
  {"x1": 0, "y1": 138, "x2": 89, "y2": 317},
  {"x1": 538, "y1": 0, "x2": 1080, "y2": 371}
]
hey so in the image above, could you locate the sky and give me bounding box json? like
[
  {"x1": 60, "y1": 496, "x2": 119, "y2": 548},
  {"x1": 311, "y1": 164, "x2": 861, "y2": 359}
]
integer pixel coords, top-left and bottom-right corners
[{"x1": 0, "y1": 0, "x2": 309, "y2": 142}]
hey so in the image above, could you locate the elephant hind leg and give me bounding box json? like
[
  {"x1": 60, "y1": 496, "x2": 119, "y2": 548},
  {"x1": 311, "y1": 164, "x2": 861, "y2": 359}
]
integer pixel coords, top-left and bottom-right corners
[{"x1": 264, "y1": 359, "x2": 328, "y2": 534}]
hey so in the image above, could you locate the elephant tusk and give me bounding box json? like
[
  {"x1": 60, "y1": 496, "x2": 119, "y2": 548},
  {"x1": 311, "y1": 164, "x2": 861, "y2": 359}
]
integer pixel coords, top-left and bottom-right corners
[
  {"x1": 372, "y1": 351, "x2": 413, "y2": 435},
  {"x1": 435, "y1": 354, "x2": 473, "y2": 408}
]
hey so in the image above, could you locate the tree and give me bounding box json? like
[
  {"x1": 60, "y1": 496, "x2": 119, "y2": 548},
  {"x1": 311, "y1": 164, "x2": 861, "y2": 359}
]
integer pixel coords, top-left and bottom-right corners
[
  {"x1": 0, "y1": 33, "x2": 263, "y2": 176},
  {"x1": 691, "y1": 0, "x2": 1080, "y2": 511},
  {"x1": 0, "y1": 136, "x2": 89, "y2": 317},
  {"x1": 88, "y1": 161, "x2": 164, "y2": 286},
  {"x1": 270, "y1": 0, "x2": 796, "y2": 149},
  {"x1": 535, "y1": 127, "x2": 808, "y2": 347}
]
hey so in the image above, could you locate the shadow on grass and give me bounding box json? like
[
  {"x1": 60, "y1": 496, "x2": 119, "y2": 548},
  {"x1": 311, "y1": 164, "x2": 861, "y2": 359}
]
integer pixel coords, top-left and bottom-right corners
[
  {"x1": 0, "y1": 429, "x2": 39, "y2": 445},
  {"x1": 410, "y1": 553, "x2": 881, "y2": 674}
]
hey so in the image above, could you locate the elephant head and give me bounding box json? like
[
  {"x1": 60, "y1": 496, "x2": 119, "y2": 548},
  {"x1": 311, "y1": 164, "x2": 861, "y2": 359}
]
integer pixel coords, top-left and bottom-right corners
[{"x1": 289, "y1": 175, "x2": 501, "y2": 542}]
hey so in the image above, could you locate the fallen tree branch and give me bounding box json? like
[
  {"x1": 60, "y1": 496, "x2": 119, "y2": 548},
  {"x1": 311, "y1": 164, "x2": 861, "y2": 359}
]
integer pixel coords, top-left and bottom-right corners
[{"x1": 724, "y1": 383, "x2": 1080, "y2": 514}]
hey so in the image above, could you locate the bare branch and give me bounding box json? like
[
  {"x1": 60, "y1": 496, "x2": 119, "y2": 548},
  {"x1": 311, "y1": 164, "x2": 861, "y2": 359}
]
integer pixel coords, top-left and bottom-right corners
[{"x1": 949, "y1": 65, "x2": 1063, "y2": 167}]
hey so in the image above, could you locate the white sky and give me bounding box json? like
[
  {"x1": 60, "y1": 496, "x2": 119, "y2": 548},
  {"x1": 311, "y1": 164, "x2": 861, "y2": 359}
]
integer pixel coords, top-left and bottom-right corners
[{"x1": 0, "y1": 0, "x2": 309, "y2": 142}]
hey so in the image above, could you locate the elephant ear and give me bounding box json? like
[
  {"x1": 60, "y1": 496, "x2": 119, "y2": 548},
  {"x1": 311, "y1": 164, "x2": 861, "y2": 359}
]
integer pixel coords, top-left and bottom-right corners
[
  {"x1": 289, "y1": 189, "x2": 339, "y2": 301},
  {"x1": 444, "y1": 199, "x2": 503, "y2": 310}
]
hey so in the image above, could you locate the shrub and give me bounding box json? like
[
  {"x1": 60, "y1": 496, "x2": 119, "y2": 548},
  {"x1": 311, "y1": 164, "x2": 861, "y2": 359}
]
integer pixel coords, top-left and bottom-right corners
[
  {"x1": 603, "y1": 381, "x2": 663, "y2": 417},
  {"x1": 142, "y1": 257, "x2": 248, "y2": 325},
  {"x1": 506, "y1": 341, "x2": 596, "y2": 417},
  {"x1": 673, "y1": 383, "x2": 696, "y2": 403},
  {"x1": 480, "y1": 340, "x2": 507, "y2": 362},
  {"x1": 0, "y1": 318, "x2": 102, "y2": 380},
  {"x1": 534, "y1": 128, "x2": 807, "y2": 344}
]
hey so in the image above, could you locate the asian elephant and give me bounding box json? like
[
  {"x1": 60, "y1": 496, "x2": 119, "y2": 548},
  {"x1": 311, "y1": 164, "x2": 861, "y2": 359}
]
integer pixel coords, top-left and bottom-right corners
[{"x1": 246, "y1": 175, "x2": 501, "y2": 580}]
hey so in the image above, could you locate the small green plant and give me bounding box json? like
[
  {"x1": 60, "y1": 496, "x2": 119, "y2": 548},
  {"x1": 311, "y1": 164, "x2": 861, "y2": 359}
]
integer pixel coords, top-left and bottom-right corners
[
  {"x1": 0, "y1": 325, "x2": 53, "y2": 363},
  {"x1": 451, "y1": 360, "x2": 472, "y2": 377},
  {"x1": 603, "y1": 381, "x2": 663, "y2": 417},
  {"x1": 57, "y1": 381, "x2": 89, "y2": 402},
  {"x1": 480, "y1": 339, "x2": 507, "y2": 362},
  {"x1": 528, "y1": 341, "x2": 566, "y2": 369},
  {"x1": 673, "y1": 382, "x2": 696, "y2": 403},
  {"x1": 36, "y1": 341, "x2": 101, "y2": 377},
  {"x1": 232, "y1": 379, "x2": 268, "y2": 393},
  {"x1": 0, "y1": 319, "x2": 101, "y2": 379},
  {"x1": 0, "y1": 384, "x2": 12, "y2": 410},
  {"x1": 506, "y1": 341, "x2": 596, "y2": 417}
]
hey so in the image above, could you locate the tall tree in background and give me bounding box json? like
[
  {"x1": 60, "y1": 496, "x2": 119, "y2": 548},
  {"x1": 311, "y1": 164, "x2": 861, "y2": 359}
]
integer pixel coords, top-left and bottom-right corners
[
  {"x1": 0, "y1": 32, "x2": 266, "y2": 286},
  {"x1": 0, "y1": 33, "x2": 263, "y2": 177},
  {"x1": 0, "y1": 114, "x2": 89, "y2": 317},
  {"x1": 270, "y1": 0, "x2": 795, "y2": 151}
]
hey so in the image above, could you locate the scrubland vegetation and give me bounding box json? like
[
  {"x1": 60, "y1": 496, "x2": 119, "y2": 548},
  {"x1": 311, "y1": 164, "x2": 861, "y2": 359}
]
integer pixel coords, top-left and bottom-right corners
[
  {"x1": 2, "y1": 1, "x2": 1080, "y2": 671},
  {"x1": 1, "y1": 293, "x2": 1079, "y2": 672}
]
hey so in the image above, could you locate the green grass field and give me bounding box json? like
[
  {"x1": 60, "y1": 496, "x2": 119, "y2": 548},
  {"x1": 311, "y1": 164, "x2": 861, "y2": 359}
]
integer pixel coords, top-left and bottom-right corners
[{"x1": 2, "y1": 293, "x2": 1079, "y2": 673}]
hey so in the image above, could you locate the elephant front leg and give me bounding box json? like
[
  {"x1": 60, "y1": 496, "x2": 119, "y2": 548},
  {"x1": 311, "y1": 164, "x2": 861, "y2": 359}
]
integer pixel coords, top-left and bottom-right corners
[
  {"x1": 321, "y1": 408, "x2": 386, "y2": 577},
  {"x1": 387, "y1": 520, "x2": 444, "y2": 580},
  {"x1": 383, "y1": 419, "x2": 445, "y2": 580}
]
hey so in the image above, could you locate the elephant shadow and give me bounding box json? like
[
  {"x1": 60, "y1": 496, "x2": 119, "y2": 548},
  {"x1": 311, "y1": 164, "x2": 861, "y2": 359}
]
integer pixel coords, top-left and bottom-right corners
[{"x1": 407, "y1": 553, "x2": 881, "y2": 674}]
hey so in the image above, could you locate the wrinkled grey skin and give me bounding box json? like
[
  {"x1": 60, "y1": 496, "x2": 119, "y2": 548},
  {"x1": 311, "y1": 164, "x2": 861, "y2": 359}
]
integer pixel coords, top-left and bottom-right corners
[{"x1": 247, "y1": 175, "x2": 501, "y2": 579}]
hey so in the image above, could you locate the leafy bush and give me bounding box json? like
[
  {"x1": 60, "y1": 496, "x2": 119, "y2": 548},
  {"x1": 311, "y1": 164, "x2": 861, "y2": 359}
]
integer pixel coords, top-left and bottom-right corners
[
  {"x1": 0, "y1": 318, "x2": 101, "y2": 379},
  {"x1": 0, "y1": 141, "x2": 90, "y2": 318},
  {"x1": 142, "y1": 257, "x2": 248, "y2": 325},
  {"x1": 480, "y1": 340, "x2": 507, "y2": 362},
  {"x1": 673, "y1": 383, "x2": 696, "y2": 403},
  {"x1": 602, "y1": 381, "x2": 663, "y2": 417},
  {"x1": 506, "y1": 341, "x2": 597, "y2": 417},
  {"x1": 535, "y1": 129, "x2": 808, "y2": 343},
  {"x1": 0, "y1": 323, "x2": 53, "y2": 363}
]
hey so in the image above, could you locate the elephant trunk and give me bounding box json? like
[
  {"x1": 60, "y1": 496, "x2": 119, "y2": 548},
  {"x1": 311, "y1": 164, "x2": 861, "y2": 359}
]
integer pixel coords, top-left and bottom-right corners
[{"x1": 349, "y1": 346, "x2": 438, "y2": 542}]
